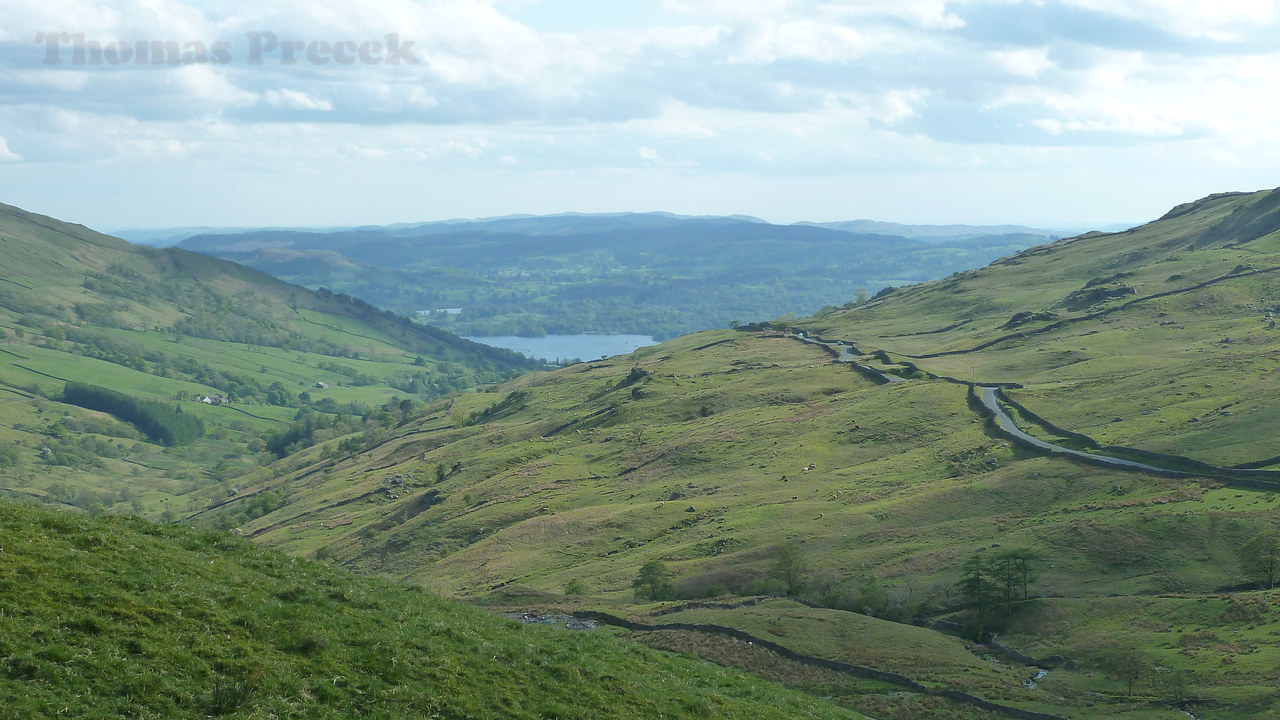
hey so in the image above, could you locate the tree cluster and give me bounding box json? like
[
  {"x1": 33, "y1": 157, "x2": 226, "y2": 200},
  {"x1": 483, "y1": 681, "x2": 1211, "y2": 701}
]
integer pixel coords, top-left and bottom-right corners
[
  {"x1": 959, "y1": 548, "x2": 1042, "y2": 638},
  {"x1": 62, "y1": 382, "x2": 204, "y2": 445}
]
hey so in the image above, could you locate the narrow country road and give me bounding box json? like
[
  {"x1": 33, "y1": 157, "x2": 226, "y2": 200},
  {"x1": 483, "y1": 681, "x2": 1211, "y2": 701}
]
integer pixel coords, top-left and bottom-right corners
[
  {"x1": 793, "y1": 334, "x2": 905, "y2": 383},
  {"x1": 792, "y1": 333, "x2": 1187, "y2": 476},
  {"x1": 973, "y1": 386, "x2": 1184, "y2": 474}
]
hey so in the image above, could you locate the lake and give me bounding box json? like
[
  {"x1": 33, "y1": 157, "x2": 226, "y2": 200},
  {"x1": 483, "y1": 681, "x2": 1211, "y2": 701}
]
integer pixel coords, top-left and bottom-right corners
[{"x1": 465, "y1": 334, "x2": 659, "y2": 362}]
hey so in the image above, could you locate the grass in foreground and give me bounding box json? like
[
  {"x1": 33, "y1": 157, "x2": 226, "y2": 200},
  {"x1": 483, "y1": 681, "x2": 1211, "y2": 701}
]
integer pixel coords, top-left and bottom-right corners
[{"x1": 0, "y1": 501, "x2": 862, "y2": 719}]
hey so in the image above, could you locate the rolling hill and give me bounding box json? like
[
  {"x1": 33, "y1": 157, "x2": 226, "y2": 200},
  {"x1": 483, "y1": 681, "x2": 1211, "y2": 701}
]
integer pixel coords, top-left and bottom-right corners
[
  {"x1": 800, "y1": 188, "x2": 1280, "y2": 468},
  {"x1": 0, "y1": 202, "x2": 538, "y2": 515},
  {"x1": 200, "y1": 189, "x2": 1280, "y2": 718},
  {"x1": 175, "y1": 213, "x2": 1046, "y2": 340}
]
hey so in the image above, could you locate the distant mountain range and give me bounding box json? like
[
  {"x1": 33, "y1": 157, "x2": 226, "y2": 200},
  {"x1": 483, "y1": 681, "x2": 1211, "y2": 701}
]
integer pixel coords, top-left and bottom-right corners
[
  {"x1": 796, "y1": 219, "x2": 1060, "y2": 240},
  {"x1": 114, "y1": 212, "x2": 1084, "y2": 247},
  {"x1": 166, "y1": 213, "x2": 1061, "y2": 339}
]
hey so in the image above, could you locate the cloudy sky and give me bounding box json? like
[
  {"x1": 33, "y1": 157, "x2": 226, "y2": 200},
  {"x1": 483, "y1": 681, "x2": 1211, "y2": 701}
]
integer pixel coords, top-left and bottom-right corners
[{"x1": 1, "y1": 0, "x2": 1278, "y2": 231}]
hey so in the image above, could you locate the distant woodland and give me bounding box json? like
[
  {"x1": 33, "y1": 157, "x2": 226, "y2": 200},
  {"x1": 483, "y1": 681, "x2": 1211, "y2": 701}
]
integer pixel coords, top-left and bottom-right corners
[{"x1": 180, "y1": 214, "x2": 1047, "y2": 339}]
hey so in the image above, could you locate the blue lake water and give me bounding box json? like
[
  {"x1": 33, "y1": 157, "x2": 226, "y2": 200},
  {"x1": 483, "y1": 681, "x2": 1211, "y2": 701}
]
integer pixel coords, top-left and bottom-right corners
[{"x1": 465, "y1": 334, "x2": 659, "y2": 362}]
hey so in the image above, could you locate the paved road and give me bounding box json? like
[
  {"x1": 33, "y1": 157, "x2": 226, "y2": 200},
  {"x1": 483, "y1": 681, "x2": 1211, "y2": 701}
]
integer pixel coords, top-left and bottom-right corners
[
  {"x1": 793, "y1": 333, "x2": 1185, "y2": 475},
  {"x1": 974, "y1": 386, "x2": 1185, "y2": 475},
  {"x1": 793, "y1": 334, "x2": 905, "y2": 383}
]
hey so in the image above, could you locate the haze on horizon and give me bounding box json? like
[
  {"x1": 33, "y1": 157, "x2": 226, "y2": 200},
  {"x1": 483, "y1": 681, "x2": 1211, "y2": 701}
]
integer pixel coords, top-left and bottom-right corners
[{"x1": 1, "y1": 0, "x2": 1277, "y2": 230}]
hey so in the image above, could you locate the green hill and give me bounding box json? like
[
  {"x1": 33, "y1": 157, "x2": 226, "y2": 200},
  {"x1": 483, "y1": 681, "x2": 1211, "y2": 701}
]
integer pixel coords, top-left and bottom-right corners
[
  {"x1": 0, "y1": 202, "x2": 538, "y2": 515},
  {"x1": 800, "y1": 188, "x2": 1280, "y2": 468},
  {"x1": 0, "y1": 501, "x2": 864, "y2": 719},
  {"x1": 176, "y1": 214, "x2": 1043, "y2": 340},
  {"x1": 203, "y1": 189, "x2": 1280, "y2": 718}
]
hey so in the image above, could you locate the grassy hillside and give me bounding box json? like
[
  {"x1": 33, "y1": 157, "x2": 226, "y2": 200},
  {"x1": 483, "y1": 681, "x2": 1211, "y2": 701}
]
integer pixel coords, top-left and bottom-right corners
[
  {"x1": 0, "y1": 501, "x2": 864, "y2": 719},
  {"x1": 195, "y1": 190, "x2": 1280, "y2": 717},
  {"x1": 0, "y1": 202, "x2": 537, "y2": 516},
  {"x1": 197, "y1": 328, "x2": 1280, "y2": 717},
  {"x1": 799, "y1": 189, "x2": 1280, "y2": 468}
]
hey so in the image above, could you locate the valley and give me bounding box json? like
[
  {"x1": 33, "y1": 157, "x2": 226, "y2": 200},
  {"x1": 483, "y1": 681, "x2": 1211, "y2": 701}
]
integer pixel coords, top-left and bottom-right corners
[
  {"x1": 0, "y1": 202, "x2": 539, "y2": 518},
  {"x1": 5, "y1": 190, "x2": 1280, "y2": 719},
  {"x1": 193, "y1": 189, "x2": 1280, "y2": 719},
  {"x1": 6, "y1": 2, "x2": 1275, "y2": 718}
]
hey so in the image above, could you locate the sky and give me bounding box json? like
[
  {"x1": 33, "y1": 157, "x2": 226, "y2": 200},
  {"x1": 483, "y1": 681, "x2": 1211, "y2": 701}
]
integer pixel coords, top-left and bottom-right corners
[{"x1": 1, "y1": 0, "x2": 1279, "y2": 231}]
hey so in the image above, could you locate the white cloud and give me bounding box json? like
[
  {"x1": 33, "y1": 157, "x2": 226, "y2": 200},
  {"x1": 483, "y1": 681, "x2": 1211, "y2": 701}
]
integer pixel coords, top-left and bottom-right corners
[
  {"x1": 0, "y1": 135, "x2": 21, "y2": 161},
  {"x1": 1, "y1": 0, "x2": 1279, "y2": 228},
  {"x1": 728, "y1": 19, "x2": 873, "y2": 63},
  {"x1": 263, "y1": 88, "x2": 333, "y2": 111},
  {"x1": 0, "y1": 68, "x2": 91, "y2": 92},
  {"x1": 661, "y1": 0, "x2": 797, "y2": 20},
  {"x1": 990, "y1": 48, "x2": 1055, "y2": 78},
  {"x1": 621, "y1": 102, "x2": 717, "y2": 138},
  {"x1": 869, "y1": 89, "x2": 926, "y2": 125},
  {"x1": 2, "y1": 0, "x2": 213, "y2": 44},
  {"x1": 1064, "y1": 0, "x2": 1280, "y2": 40},
  {"x1": 816, "y1": 0, "x2": 967, "y2": 30}
]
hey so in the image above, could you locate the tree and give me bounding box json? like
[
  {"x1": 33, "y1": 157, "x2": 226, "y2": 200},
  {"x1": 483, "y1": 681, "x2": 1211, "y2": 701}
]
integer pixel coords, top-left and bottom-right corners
[
  {"x1": 959, "y1": 553, "x2": 1008, "y2": 639},
  {"x1": 61, "y1": 382, "x2": 203, "y2": 445},
  {"x1": 989, "y1": 552, "x2": 1020, "y2": 613},
  {"x1": 771, "y1": 543, "x2": 809, "y2": 595},
  {"x1": 1239, "y1": 529, "x2": 1280, "y2": 588},
  {"x1": 1106, "y1": 646, "x2": 1148, "y2": 697},
  {"x1": 1154, "y1": 666, "x2": 1192, "y2": 705},
  {"x1": 0, "y1": 445, "x2": 20, "y2": 469},
  {"x1": 449, "y1": 405, "x2": 473, "y2": 428},
  {"x1": 1007, "y1": 547, "x2": 1043, "y2": 600},
  {"x1": 960, "y1": 549, "x2": 1042, "y2": 631},
  {"x1": 633, "y1": 560, "x2": 675, "y2": 601},
  {"x1": 989, "y1": 548, "x2": 1043, "y2": 611},
  {"x1": 960, "y1": 554, "x2": 1000, "y2": 615},
  {"x1": 853, "y1": 575, "x2": 888, "y2": 616}
]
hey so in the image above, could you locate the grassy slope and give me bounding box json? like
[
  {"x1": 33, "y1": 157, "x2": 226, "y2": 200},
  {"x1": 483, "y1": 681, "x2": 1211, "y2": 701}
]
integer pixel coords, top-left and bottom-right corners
[
  {"x1": 205, "y1": 328, "x2": 1280, "y2": 717},
  {"x1": 653, "y1": 599, "x2": 1031, "y2": 695},
  {"x1": 0, "y1": 501, "x2": 864, "y2": 720},
  {"x1": 232, "y1": 331, "x2": 1268, "y2": 599},
  {"x1": 200, "y1": 189, "x2": 1280, "y2": 717},
  {"x1": 0, "y1": 202, "x2": 534, "y2": 513},
  {"x1": 799, "y1": 189, "x2": 1280, "y2": 467}
]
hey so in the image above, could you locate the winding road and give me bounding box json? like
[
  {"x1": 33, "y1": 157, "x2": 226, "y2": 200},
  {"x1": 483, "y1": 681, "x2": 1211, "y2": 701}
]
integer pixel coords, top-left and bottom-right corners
[
  {"x1": 972, "y1": 386, "x2": 1184, "y2": 474},
  {"x1": 793, "y1": 333, "x2": 1189, "y2": 476},
  {"x1": 793, "y1": 333, "x2": 904, "y2": 383}
]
